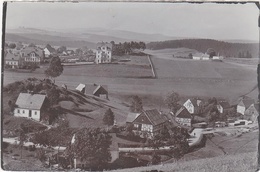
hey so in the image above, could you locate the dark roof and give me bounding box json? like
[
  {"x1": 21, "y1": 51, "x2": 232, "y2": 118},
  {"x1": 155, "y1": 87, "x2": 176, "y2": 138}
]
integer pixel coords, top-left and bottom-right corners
[
  {"x1": 176, "y1": 107, "x2": 192, "y2": 119},
  {"x1": 218, "y1": 101, "x2": 230, "y2": 109},
  {"x1": 96, "y1": 42, "x2": 112, "y2": 49},
  {"x1": 15, "y1": 93, "x2": 46, "y2": 110},
  {"x1": 45, "y1": 44, "x2": 56, "y2": 53},
  {"x1": 126, "y1": 113, "x2": 141, "y2": 123},
  {"x1": 21, "y1": 47, "x2": 44, "y2": 57},
  {"x1": 85, "y1": 84, "x2": 108, "y2": 95},
  {"x1": 143, "y1": 109, "x2": 167, "y2": 126},
  {"x1": 241, "y1": 99, "x2": 255, "y2": 109},
  {"x1": 5, "y1": 52, "x2": 20, "y2": 61}
]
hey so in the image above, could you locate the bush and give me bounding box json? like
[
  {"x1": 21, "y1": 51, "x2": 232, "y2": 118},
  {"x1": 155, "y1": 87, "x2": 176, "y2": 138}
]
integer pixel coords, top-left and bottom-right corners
[
  {"x1": 13, "y1": 153, "x2": 20, "y2": 157},
  {"x1": 29, "y1": 145, "x2": 36, "y2": 151}
]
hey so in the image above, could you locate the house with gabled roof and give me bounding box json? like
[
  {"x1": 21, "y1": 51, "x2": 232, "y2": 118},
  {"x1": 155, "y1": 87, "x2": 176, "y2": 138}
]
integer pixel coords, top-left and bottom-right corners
[
  {"x1": 76, "y1": 83, "x2": 108, "y2": 99},
  {"x1": 175, "y1": 107, "x2": 192, "y2": 127},
  {"x1": 244, "y1": 103, "x2": 259, "y2": 123},
  {"x1": 14, "y1": 93, "x2": 46, "y2": 121},
  {"x1": 183, "y1": 98, "x2": 202, "y2": 114},
  {"x1": 132, "y1": 109, "x2": 167, "y2": 138},
  {"x1": 20, "y1": 47, "x2": 44, "y2": 65},
  {"x1": 237, "y1": 97, "x2": 255, "y2": 115},
  {"x1": 44, "y1": 44, "x2": 56, "y2": 58}
]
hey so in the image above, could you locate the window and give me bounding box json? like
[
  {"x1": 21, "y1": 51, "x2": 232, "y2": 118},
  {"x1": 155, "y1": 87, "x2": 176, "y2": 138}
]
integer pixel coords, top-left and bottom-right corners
[
  {"x1": 23, "y1": 110, "x2": 25, "y2": 114},
  {"x1": 17, "y1": 109, "x2": 20, "y2": 113},
  {"x1": 35, "y1": 111, "x2": 37, "y2": 115}
]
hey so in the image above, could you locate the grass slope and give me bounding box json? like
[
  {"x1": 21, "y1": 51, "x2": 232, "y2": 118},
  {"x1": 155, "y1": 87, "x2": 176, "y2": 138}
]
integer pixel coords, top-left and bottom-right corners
[{"x1": 110, "y1": 152, "x2": 258, "y2": 172}]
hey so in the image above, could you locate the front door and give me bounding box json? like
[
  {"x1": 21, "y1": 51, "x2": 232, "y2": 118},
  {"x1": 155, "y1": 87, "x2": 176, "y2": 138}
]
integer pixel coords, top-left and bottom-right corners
[{"x1": 29, "y1": 110, "x2": 32, "y2": 117}]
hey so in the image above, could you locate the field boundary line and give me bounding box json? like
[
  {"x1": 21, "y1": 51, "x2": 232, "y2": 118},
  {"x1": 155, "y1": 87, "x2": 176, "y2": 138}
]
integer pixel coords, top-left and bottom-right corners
[{"x1": 147, "y1": 55, "x2": 157, "y2": 79}]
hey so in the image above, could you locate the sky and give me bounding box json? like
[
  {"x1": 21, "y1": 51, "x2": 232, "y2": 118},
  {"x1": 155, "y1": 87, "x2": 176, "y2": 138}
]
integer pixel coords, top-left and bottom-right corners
[{"x1": 5, "y1": 2, "x2": 259, "y2": 41}]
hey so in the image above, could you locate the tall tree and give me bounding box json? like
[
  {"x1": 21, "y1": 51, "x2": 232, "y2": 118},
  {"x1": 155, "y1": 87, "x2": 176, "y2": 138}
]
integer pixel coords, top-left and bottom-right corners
[
  {"x1": 129, "y1": 95, "x2": 143, "y2": 113},
  {"x1": 45, "y1": 56, "x2": 63, "y2": 83},
  {"x1": 66, "y1": 128, "x2": 112, "y2": 170},
  {"x1": 103, "y1": 108, "x2": 115, "y2": 127},
  {"x1": 164, "y1": 91, "x2": 180, "y2": 114}
]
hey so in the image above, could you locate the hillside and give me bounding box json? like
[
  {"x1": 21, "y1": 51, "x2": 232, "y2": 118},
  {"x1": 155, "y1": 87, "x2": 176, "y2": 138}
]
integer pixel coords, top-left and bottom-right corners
[
  {"x1": 147, "y1": 39, "x2": 258, "y2": 58},
  {"x1": 110, "y1": 152, "x2": 257, "y2": 172},
  {"x1": 2, "y1": 78, "x2": 130, "y2": 129},
  {"x1": 5, "y1": 33, "x2": 96, "y2": 48}
]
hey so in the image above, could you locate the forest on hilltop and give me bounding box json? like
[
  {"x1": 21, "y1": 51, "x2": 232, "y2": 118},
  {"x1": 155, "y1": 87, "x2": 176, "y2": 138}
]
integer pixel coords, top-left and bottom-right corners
[{"x1": 147, "y1": 39, "x2": 258, "y2": 58}]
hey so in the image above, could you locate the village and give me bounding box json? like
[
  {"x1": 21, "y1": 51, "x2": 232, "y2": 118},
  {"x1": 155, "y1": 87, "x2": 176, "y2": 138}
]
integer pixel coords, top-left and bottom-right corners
[{"x1": 2, "y1": 39, "x2": 259, "y2": 171}]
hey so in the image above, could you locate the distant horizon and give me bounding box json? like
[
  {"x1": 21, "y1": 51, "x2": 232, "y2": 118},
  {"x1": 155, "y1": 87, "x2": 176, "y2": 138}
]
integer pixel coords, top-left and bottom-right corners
[
  {"x1": 6, "y1": 26, "x2": 259, "y2": 43},
  {"x1": 5, "y1": 2, "x2": 259, "y2": 42}
]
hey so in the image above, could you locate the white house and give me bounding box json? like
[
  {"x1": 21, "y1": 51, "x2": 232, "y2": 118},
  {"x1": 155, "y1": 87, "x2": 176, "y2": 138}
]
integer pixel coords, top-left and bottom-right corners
[
  {"x1": 14, "y1": 93, "x2": 46, "y2": 121},
  {"x1": 95, "y1": 42, "x2": 112, "y2": 64},
  {"x1": 183, "y1": 98, "x2": 202, "y2": 114},
  {"x1": 175, "y1": 107, "x2": 192, "y2": 127}
]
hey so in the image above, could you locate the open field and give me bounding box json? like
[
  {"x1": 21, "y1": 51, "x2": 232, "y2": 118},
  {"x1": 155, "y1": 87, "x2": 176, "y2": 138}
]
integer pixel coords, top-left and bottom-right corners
[
  {"x1": 145, "y1": 48, "x2": 203, "y2": 59},
  {"x1": 3, "y1": 51, "x2": 258, "y2": 104}
]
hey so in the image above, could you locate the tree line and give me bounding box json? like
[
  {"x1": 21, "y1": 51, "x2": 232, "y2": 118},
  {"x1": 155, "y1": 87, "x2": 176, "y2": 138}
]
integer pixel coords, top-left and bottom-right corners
[
  {"x1": 146, "y1": 39, "x2": 258, "y2": 58},
  {"x1": 111, "y1": 41, "x2": 146, "y2": 56}
]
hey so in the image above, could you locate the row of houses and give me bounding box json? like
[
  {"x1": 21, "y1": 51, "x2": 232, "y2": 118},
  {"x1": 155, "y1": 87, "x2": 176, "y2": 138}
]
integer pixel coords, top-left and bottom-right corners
[
  {"x1": 5, "y1": 46, "x2": 45, "y2": 68},
  {"x1": 126, "y1": 96, "x2": 259, "y2": 138},
  {"x1": 5, "y1": 42, "x2": 113, "y2": 68}
]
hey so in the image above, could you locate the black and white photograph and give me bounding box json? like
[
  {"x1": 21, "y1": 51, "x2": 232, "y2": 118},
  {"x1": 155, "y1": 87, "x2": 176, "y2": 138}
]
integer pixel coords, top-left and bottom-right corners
[{"x1": 1, "y1": 1, "x2": 260, "y2": 171}]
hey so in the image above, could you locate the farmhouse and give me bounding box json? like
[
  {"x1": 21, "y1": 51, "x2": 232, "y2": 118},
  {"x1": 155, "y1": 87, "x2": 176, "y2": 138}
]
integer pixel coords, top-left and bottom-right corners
[
  {"x1": 175, "y1": 107, "x2": 192, "y2": 127},
  {"x1": 20, "y1": 47, "x2": 44, "y2": 65},
  {"x1": 5, "y1": 52, "x2": 21, "y2": 68},
  {"x1": 76, "y1": 83, "x2": 108, "y2": 99},
  {"x1": 131, "y1": 109, "x2": 167, "y2": 138},
  {"x1": 237, "y1": 97, "x2": 255, "y2": 115},
  {"x1": 14, "y1": 93, "x2": 46, "y2": 121},
  {"x1": 217, "y1": 101, "x2": 230, "y2": 114},
  {"x1": 244, "y1": 103, "x2": 259, "y2": 123},
  {"x1": 95, "y1": 42, "x2": 112, "y2": 64},
  {"x1": 183, "y1": 98, "x2": 202, "y2": 114},
  {"x1": 44, "y1": 44, "x2": 56, "y2": 58}
]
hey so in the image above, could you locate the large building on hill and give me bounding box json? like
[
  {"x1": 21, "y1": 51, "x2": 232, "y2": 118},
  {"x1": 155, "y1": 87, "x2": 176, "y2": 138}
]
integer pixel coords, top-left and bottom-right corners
[
  {"x1": 14, "y1": 93, "x2": 46, "y2": 121},
  {"x1": 95, "y1": 42, "x2": 112, "y2": 64}
]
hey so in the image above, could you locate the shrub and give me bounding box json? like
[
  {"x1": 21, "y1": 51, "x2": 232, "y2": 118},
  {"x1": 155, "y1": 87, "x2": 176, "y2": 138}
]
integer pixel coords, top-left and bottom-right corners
[{"x1": 13, "y1": 153, "x2": 20, "y2": 157}]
